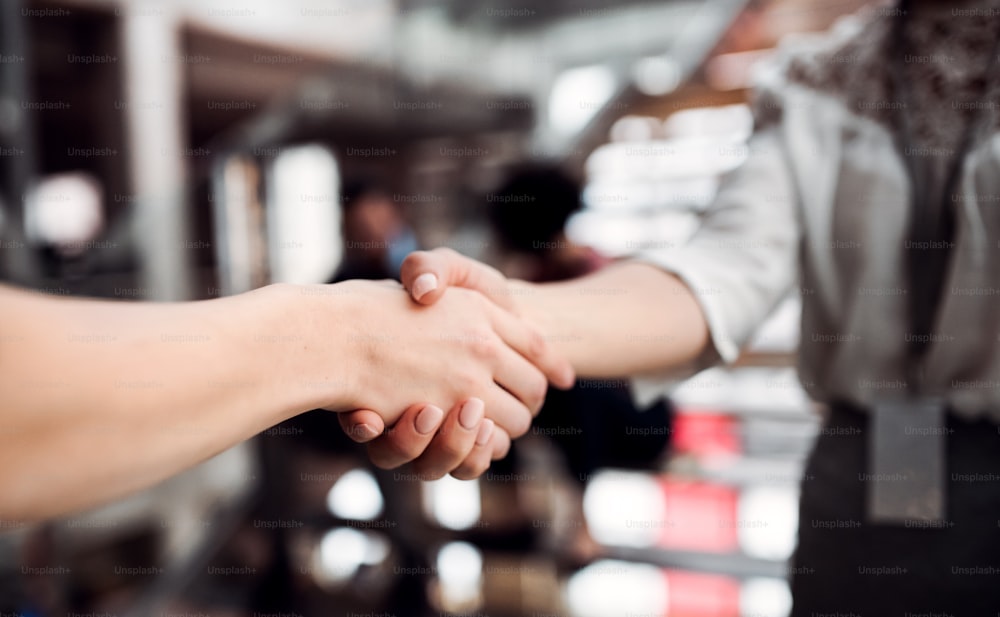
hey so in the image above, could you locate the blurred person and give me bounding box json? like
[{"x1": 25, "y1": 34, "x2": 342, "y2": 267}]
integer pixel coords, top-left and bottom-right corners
[
  {"x1": 487, "y1": 165, "x2": 606, "y2": 283},
  {"x1": 0, "y1": 279, "x2": 573, "y2": 522},
  {"x1": 348, "y1": 0, "x2": 1000, "y2": 613},
  {"x1": 332, "y1": 177, "x2": 418, "y2": 283}
]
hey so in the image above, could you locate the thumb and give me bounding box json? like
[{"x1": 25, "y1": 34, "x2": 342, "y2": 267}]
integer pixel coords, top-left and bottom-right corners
[
  {"x1": 400, "y1": 247, "x2": 517, "y2": 312},
  {"x1": 338, "y1": 409, "x2": 385, "y2": 443}
]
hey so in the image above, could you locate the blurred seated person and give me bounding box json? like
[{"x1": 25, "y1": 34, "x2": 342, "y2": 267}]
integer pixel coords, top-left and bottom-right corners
[
  {"x1": 487, "y1": 165, "x2": 673, "y2": 482},
  {"x1": 333, "y1": 177, "x2": 418, "y2": 283}
]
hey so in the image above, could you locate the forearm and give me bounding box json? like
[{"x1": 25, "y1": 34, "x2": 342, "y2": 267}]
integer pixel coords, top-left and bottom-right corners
[
  {"x1": 517, "y1": 262, "x2": 710, "y2": 377},
  {"x1": 0, "y1": 284, "x2": 337, "y2": 521}
]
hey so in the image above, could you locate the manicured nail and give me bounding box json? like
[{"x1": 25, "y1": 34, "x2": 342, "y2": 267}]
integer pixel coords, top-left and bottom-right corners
[
  {"x1": 415, "y1": 405, "x2": 445, "y2": 435},
  {"x1": 459, "y1": 398, "x2": 485, "y2": 430},
  {"x1": 356, "y1": 423, "x2": 380, "y2": 441},
  {"x1": 476, "y1": 419, "x2": 495, "y2": 446},
  {"x1": 411, "y1": 273, "x2": 438, "y2": 300}
]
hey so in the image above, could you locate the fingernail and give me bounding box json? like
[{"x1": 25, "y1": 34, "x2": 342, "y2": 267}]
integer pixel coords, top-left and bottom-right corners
[
  {"x1": 356, "y1": 423, "x2": 380, "y2": 440},
  {"x1": 411, "y1": 273, "x2": 438, "y2": 300},
  {"x1": 459, "y1": 398, "x2": 485, "y2": 430},
  {"x1": 476, "y1": 419, "x2": 495, "y2": 446},
  {"x1": 415, "y1": 405, "x2": 445, "y2": 435}
]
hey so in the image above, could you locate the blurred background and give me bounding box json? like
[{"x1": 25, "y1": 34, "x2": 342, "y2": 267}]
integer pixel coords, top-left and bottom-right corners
[{"x1": 0, "y1": 0, "x2": 874, "y2": 615}]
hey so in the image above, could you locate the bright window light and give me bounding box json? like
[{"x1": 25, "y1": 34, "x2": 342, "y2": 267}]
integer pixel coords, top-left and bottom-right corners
[
  {"x1": 609, "y1": 115, "x2": 661, "y2": 142},
  {"x1": 632, "y1": 55, "x2": 681, "y2": 96},
  {"x1": 741, "y1": 577, "x2": 793, "y2": 617},
  {"x1": 267, "y1": 144, "x2": 342, "y2": 284},
  {"x1": 436, "y1": 542, "x2": 483, "y2": 610},
  {"x1": 26, "y1": 173, "x2": 104, "y2": 254},
  {"x1": 582, "y1": 470, "x2": 665, "y2": 548},
  {"x1": 548, "y1": 64, "x2": 617, "y2": 136},
  {"x1": 566, "y1": 560, "x2": 667, "y2": 617},
  {"x1": 316, "y1": 527, "x2": 390, "y2": 585},
  {"x1": 422, "y1": 475, "x2": 481, "y2": 530},
  {"x1": 737, "y1": 486, "x2": 799, "y2": 560},
  {"x1": 663, "y1": 104, "x2": 753, "y2": 140},
  {"x1": 326, "y1": 468, "x2": 384, "y2": 521}
]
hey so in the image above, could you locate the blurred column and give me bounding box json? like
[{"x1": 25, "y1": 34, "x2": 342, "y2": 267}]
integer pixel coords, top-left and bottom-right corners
[
  {"x1": 0, "y1": 0, "x2": 40, "y2": 286},
  {"x1": 120, "y1": 3, "x2": 191, "y2": 300}
]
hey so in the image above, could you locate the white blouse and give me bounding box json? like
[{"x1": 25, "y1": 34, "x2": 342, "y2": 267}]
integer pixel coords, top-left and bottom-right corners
[{"x1": 634, "y1": 7, "x2": 1000, "y2": 420}]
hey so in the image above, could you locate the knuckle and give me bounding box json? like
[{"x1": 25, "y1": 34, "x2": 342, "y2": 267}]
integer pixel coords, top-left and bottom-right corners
[
  {"x1": 450, "y1": 465, "x2": 473, "y2": 481},
  {"x1": 471, "y1": 456, "x2": 491, "y2": 478},
  {"x1": 506, "y1": 411, "x2": 532, "y2": 439},
  {"x1": 371, "y1": 429, "x2": 421, "y2": 465},
  {"x1": 470, "y1": 335, "x2": 498, "y2": 359},
  {"x1": 525, "y1": 328, "x2": 547, "y2": 360},
  {"x1": 412, "y1": 460, "x2": 447, "y2": 482},
  {"x1": 438, "y1": 436, "x2": 470, "y2": 460},
  {"x1": 454, "y1": 369, "x2": 480, "y2": 393},
  {"x1": 492, "y1": 439, "x2": 511, "y2": 461},
  {"x1": 527, "y1": 373, "x2": 548, "y2": 414},
  {"x1": 452, "y1": 457, "x2": 489, "y2": 481},
  {"x1": 401, "y1": 251, "x2": 425, "y2": 274},
  {"x1": 392, "y1": 438, "x2": 426, "y2": 462},
  {"x1": 368, "y1": 448, "x2": 400, "y2": 471}
]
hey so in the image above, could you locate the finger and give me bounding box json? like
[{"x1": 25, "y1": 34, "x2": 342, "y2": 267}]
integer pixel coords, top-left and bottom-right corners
[
  {"x1": 492, "y1": 344, "x2": 549, "y2": 415},
  {"x1": 482, "y1": 385, "x2": 534, "y2": 439},
  {"x1": 450, "y1": 419, "x2": 496, "y2": 480},
  {"x1": 485, "y1": 300, "x2": 575, "y2": 390},
  {"x1": 366, "y1": 403, "x2": 445, "y2": 470},
  {"x1": 338, "y1": 410, "x2": 385, "y2": 444},
  {"x1": 401, "y1": 248, "x2": 516, "y2": 311},
  {"x1": 412, "y1": 398, "x2": 484, "y2": 480},
  {"x1": 489, "y1": 426, "x2": 512, "y2": 461}
]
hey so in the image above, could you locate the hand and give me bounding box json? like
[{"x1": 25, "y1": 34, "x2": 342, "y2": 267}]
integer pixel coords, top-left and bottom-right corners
[
  {"x1": 303, "y1": 278, "x2": 570, "y2": 441},
  {"x1": 339, "y1": 250, "x2": 572, "y2": 479},
  {"x1": 338, "y1": 401, "x2": 512, "y2": 479},
  {"x1": 341, "y1": 399, "x2": 510, "y2": 480}
]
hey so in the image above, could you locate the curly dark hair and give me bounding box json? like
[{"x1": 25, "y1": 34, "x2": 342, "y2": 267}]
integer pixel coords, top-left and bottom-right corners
[{"x1": 488, "y1": 165, "x2": 582, "y2": 254}]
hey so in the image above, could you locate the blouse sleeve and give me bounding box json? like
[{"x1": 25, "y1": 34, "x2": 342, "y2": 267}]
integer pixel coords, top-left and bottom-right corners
[{"x1": 630, "y1": 128, "x2": 800, "y2": 368}]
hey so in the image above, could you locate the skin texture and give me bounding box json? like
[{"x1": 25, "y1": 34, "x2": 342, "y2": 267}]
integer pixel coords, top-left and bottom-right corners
[
  {"x1": 341, "y1": 248, "x2": 710, "y2": 475},
  {"x1": 0, "y1": 279, "x2": 571, "y2": 521}
]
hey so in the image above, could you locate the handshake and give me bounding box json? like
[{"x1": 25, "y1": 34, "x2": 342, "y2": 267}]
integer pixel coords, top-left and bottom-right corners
[
  {"x1": 0, "y1": 238, "x2": 693, "y2": 520},
  {"x1": 304, "y1": 248, "x2": 575, "y2": 481}
]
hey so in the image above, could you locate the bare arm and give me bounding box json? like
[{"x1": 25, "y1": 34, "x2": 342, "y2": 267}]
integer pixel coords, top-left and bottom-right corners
[
  {"x1": 0, "y1": 285, "x2": 299, "y2": 520},
  {"x1": 508, "y1": 261, "x2": 710, "y2": 377},
  {"x1": 398, "y1": 250, "x2": 710, "y2": 376},
  {"x1": 0, "y1": 280, "x2": 570, "y2": 520}
]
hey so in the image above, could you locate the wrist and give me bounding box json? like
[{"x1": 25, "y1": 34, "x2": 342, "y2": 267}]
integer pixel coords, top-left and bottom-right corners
[
  {"x1": 254, "y1": 282, "x2": 364, "y2": 416},
  {"x1": 510, "y1": 280, "x2": 555, "y2": 344},
  {"x1": 513, "y1": 280, "x2": 578, "y2": 376}
]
